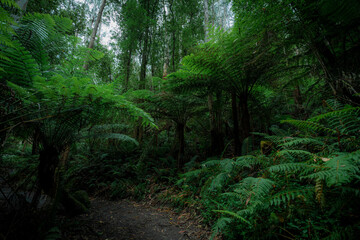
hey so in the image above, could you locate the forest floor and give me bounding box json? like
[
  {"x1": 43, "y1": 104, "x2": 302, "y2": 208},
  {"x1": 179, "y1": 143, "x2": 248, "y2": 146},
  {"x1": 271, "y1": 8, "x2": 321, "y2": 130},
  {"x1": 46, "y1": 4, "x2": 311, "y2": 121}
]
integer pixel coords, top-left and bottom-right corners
[{"x1": 63, "y1": 198, "x2": 211, "y2": 240}]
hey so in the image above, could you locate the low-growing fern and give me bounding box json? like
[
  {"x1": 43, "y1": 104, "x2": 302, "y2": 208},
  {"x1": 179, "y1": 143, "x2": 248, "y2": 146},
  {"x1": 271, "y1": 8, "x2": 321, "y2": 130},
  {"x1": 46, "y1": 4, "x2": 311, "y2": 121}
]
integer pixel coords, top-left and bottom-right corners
[{"x1": 188, "y1": 104, "x2": 360, "y2": 239}]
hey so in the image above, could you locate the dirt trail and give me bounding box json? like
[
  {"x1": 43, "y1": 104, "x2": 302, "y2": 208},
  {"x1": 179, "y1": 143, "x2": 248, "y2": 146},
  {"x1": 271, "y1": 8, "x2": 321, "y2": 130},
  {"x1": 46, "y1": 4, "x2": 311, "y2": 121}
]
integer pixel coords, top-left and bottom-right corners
[{"x1": 65, "y1": 199, "x2": 209, "y2": 240}]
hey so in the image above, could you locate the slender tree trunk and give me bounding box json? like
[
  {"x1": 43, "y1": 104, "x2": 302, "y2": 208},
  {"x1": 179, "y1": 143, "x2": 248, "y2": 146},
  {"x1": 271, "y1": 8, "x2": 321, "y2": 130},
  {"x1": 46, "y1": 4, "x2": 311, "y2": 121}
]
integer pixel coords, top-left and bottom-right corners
[
  {"x1": 214, "y1": 91, "x2": 224, "y2": 152},
  {"x1": 172, "y1": 30, "x2": 176, "y2": 72},
  {"x1": 293, "y1": 85, "x2": 304, "y2": 118},
  {"x1": 163, "y1": 2, "x2": 170, "y2": 79},
  {"x1": 207, "y1": 93, "x2": 215, "y2": 153},
  {"x1": 203, "y1": 0, "x2": 209, "y2": 42},
  {"x1": 203, "y1": 0, "x2": 223, "y2": 156},
  {"x1": 38, "y1": 146, "x2": 60, "y2": 197},
  {"x1": 83, "y1": 0, "x2": 107, "y2": 70},
  {"x1": 232, "y1": 91, "x2": 240, "y2": 156},
  {"x1": 124, "y1": 48, "x2": 132, "y2": 91},
  {"x1": 239, "y1": 93, "x2": 251, "y2": 145},
  {"x1": 32, "y1": 129, "x2": 40, "y2": 154},
  {"x1": 222, "y1": 2, "x2": 228, "y2": 29},
  {"x1": 203, "y1": 0, "x2": 221, "y2": 156},
  {"x1": 168, "y1": 0, "x2": 176, "y2": 73},
  {"x1": 176, "y1": 122, "x2": 185, "y2": 169},
  {"x1": 16, "y1": 0, "x2": 28, "y2": 11},
  {"x1": 139, "y1": 28, "x2": 149, "y2": 89},
  {"x1": 208, "y1": 92, "x2": 224, "y2": 156},
  {"x1": 12, "y1": 0, "x2": 28, "y2": 21}
]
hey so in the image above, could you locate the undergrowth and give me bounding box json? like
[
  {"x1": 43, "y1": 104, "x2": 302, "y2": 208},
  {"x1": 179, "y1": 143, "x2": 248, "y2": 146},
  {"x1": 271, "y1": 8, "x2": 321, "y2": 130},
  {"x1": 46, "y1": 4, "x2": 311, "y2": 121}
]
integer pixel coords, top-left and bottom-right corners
[{"x1": 165, "y1": 104, "x2": 360, "y2": 239}]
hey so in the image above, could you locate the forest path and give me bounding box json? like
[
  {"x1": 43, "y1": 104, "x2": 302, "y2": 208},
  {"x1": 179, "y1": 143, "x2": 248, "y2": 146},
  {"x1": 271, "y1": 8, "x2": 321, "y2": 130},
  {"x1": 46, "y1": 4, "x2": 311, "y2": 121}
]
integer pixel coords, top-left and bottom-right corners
[{"x1": 65, "y1": 198, "x2": 209, "y2": 240}]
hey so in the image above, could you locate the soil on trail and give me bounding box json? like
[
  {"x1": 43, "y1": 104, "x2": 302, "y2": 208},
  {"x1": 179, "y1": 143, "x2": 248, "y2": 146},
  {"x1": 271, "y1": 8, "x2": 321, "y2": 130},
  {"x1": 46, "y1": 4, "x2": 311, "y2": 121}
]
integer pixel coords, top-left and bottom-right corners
[{"x1": 64, "y1": 199, "x2": 209, "y2": 240}]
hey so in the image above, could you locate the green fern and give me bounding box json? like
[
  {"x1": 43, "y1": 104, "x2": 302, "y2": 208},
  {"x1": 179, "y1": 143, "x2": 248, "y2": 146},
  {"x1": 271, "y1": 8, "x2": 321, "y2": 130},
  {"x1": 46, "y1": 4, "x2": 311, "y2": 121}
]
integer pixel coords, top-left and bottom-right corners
[
  {"x1": 210, "y1": 217, "x2": 233, "y2": 240},
  {"x1": 235, "y1": 155, "x2": 264, "y2": 169},
  {"x1": 269, "y1": 187, "x2": 313, "y2": 206},
  {"x1": 303, "y1": 151, "x2": 360, "y2": 186},
  {"x1": 213, "y1": 210, "x2": 251, "y2": 225},
  {"x1": 268, "y1": 162, "x2": 313, "y2": 174},
  {"x1": 234, "y1": 177, "x2": 275, "y2": 203},
  {"x1": 282, "y1": 119, "x2": 337, "y2": 135},
  {"x1": 280, "y1": 137, "x2": 325, "y2": 148}
]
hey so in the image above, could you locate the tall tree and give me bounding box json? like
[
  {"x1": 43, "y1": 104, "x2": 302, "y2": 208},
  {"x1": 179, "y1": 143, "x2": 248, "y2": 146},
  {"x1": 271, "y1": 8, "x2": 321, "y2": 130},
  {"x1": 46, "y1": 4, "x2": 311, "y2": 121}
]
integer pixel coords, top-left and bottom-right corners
[
  {"x1": 83, "y1": 0, "x2": 107, "y2": 70},
  {"x1": 203, "y1": 0, "x2": 225, "y2": 156}
]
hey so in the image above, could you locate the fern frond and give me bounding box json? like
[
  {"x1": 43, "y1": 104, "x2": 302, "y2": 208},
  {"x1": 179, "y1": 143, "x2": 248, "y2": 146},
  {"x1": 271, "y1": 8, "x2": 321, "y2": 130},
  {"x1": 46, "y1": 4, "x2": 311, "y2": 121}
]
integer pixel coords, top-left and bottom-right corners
[
  {"x1": 177, "y1": 169, "x2": 203, "y2": 184},
  {"x1": 213, "y1": 210, "x2": 252, "y2": 225},
  {"x1": 309, "y1": 107, "x2": 360, "y2": 122},
  {"x1": 303, "y1": 152, "x2": 359, "y2": 186},
  {"x1": 234, "y1": 177, "x2": 275, "y2": 202},
  {"x1": 281, "y1": 119, "x2": 337, "y2": 134},
  {"x1": 209, "y1": 173, "x2": 229, "y2": 191},
  {"x1": 1, "y1": 0, "x2": 20, "y2": 9},
  {"x1": 84, "y1": 133, "x2": 139, "y2": 146},
  {"x1": 280, "y1": 137, "x2": 325, "y2": 148},
  {"x1": 276, "y1": 149, "x2": 313, "y2": 161},
  {"x1": 269, "y1": 187, "x2": 313, "y2": 206},
  {"x1": 268, "y1": 162, "x2": 313, "y2": 174},
  {"x1": 235, "y1": 155, "x2": 262, "y2": 169},
  {"x1": 315, "y1": 179, "x2": 324, "y2": 205},
  {"x1": 210, "y1": 217, "x2": 232, "y2": 240}
]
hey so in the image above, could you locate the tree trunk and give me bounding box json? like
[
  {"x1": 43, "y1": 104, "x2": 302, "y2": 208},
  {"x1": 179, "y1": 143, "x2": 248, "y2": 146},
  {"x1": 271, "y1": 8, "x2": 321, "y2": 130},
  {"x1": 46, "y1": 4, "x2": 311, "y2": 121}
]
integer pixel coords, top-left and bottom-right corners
[
  {"x1": 16, "y1": 0, "x2": 28, "y2": 11},
  {"x1": 293, "y1": 85, "x2": 304, "y2": 118},
  {"x1": 13, "y1": 0, "x2": 28, "y2": 21},
  {"x1": 38, "y1": 146, "x2": 60, "y2": 197},
  {"x1": 32, "y1": 129, "x2": 40, "y2": 154},
  {"x1": 231, "y1": 91, "x2": 240, "y2": 156},
  {"x1": 171, "y1": 30, "x2": 176, "y2": 72},
  {"x1": 203, "y1": 0, "x2": 221, "y2": 156},
  {"x1": 163, "y1": 2, "x2": 170, "y2": 79},
  {"x1": 208, "y1": 92, "x2": 224, "y2": 156},
  {"x1": 83, "y1": 0, "x2": 107, "y2": 70},
  {"x1": 203, "y1": 0, "x2": 209, "y2": 42},
  {"x1": 214, "y1": 91, "x2": 224, "y2": 153},
  {"x1": 139, "y1": 28, "x2": 149, "y2": 89},
  {"x1": 124, "y1": 48, "x2": 133, "y2": 91},
  {"x1": 239, "y1": 93, "x2": 251, "y2": 147},
  {"x1": 222, "y1": 2, "x2": 228, "y2": 29},
  {"x1": 176, "y1": 122, "x2": 185, "y2": 169}
]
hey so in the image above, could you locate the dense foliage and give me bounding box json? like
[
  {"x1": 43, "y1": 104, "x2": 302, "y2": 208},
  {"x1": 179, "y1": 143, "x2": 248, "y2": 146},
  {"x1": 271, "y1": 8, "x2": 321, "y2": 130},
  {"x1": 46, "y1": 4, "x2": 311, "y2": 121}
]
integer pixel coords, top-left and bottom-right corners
[{"x1": 1, "y1": 0, "x2": 359, "y2": 239}]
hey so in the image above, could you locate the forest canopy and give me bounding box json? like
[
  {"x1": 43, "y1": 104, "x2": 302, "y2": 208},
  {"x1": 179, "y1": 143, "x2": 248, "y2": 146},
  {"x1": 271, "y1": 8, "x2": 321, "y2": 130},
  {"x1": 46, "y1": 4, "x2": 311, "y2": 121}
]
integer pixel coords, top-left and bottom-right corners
[{"x1": 1, "y1": 0, "x2": 360, "y2": 239}]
